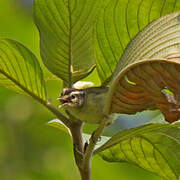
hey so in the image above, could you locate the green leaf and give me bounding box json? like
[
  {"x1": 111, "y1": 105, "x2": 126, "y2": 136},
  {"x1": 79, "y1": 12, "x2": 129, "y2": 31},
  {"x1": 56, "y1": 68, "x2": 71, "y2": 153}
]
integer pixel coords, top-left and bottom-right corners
[
  {"x1": 47, "y1": 119, "x2": 70, "y2": 135},
  {"x1": 104, "y1": 12, "x2": 180, "y2": 123},
  {"x1": 113, "y1": 12, "x2": 180, "y2": 76},
  {"x1": 34, "y1": 0, "x2": 104, "y2": 87},
  {"x1": 0, "y1": 38, "x2": 46, "y2": 102},
  {"x1": 94, "y1": 0, "x2": 180, "y2": 83},
  {"x1": 95, "y1": 123, "x2": 180, "y2": 180}
]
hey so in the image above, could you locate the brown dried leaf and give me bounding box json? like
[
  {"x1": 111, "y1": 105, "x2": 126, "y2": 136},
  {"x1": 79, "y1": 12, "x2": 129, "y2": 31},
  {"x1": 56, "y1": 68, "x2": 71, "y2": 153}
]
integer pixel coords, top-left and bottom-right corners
[
  {"x1": 106, "y1": 56, "x2": 180, "y2": 123},
  {"x1": 105, "y1": 12, "x2": 180, "y2": 123}
]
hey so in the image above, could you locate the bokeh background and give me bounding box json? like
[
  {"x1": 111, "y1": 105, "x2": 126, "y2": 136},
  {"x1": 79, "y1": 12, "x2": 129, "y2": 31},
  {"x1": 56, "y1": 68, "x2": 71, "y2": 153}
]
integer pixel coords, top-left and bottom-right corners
[{"x1": 0, "y1": 0, "x2": 163, "y2": 179}]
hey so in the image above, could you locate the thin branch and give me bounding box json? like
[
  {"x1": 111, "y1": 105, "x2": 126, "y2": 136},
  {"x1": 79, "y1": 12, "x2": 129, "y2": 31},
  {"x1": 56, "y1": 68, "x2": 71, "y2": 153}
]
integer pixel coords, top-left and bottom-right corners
[
  {"x1": 44, "y1": 101, "x2": 71, "y2": 128},
  {"x1": 42, "y1": 97, "x2": 108, "y2": 180},
  {"x1": 65, "y1": 111, "x2": 86, "y2": 179},
  {"x1": 82, "y1": 117, "x2": 108, "y2": 178},
  {"x1": 70, "y1": 122, "x2": 84, "y2": 175},
  {"x1": 45, "y1": 102, "x2": 86, "y2": 179}
]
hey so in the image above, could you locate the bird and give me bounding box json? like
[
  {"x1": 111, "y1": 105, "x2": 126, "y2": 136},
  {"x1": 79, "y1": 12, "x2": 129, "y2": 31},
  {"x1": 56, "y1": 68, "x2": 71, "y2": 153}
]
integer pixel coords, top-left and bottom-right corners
[{"x1": 57, "y1": 84, "x2": 110, "y2": 124}]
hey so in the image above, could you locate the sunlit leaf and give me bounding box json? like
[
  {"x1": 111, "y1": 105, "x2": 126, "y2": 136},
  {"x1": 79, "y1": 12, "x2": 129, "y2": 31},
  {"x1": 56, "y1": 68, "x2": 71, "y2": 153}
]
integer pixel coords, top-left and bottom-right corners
[
  {"x1": 0, "y1": 38, "x2": 46, "y2": 102},
  {"x1": 104, "y1": 12, "x2": 180, "y2": 123},
  {"x1": 113, "y1": 12, "x2": 180, "y2": 76},
  {"x1": 34, "y1": 0, "x2": 104, "y2": 87},
  {"x1": 95, "y1": 123, "x2": 180, "y2": 180},
  {"x1": 94, "y1": 0, "x2": 180, "y2": 83},
  {"x1": 47, "y1": 119, "x2": 70, "y2": 135}
]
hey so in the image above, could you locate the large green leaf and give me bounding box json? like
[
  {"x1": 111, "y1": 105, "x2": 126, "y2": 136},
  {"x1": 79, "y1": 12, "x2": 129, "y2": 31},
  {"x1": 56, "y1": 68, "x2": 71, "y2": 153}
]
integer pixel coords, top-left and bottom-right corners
[
  {"x1": 114, "y1": 12, "x2": 180, "y2": 76},
  {"x1": 0, "y1": 38, "x2": 46, "y2": 102},
  {"x1": 34, "y1": 0, "x2": 104, "y2": 87},
  {"x1": 94, "y1": 0, "x2": 180, "y2": 83},
  {"x1": 104, "y1": 12, "x2": 180, "y2": 123},
  {"x1": 94, "y1": 123, "x2": 180, "y2": 180}
]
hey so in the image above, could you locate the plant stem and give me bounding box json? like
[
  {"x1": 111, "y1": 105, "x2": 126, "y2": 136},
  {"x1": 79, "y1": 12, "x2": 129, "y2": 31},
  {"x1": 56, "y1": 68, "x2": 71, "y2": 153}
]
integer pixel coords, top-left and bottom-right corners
[
  {"x1": 70, "y1": 122, "x2": 84, "y2": 166},
  {"x1": 69, "y1": 116, "x2": 108, "y2": 180},
  {"x1": 81, "y1": 169, "x2": 91, "y2": 180},
  {"x1": 44, "y1": 102, "x2": 71, "y2": 128},
  {"x1": 69, "y1": 119, "x2": 86, "y2": 179},
  {"x1": 82, "y1": 117, "x2": 108, "y2": 180},
  {"x1": 44, "y1": 102, "x2": 107, "y2": 180}
]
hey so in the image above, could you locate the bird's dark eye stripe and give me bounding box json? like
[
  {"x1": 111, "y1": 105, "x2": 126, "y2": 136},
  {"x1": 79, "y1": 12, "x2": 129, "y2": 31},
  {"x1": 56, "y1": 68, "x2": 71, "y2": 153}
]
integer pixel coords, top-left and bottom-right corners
[
  {"x1": 71, "y1": 95, "x2": 76, "y2": 99},
  {"x1": 61, "y1": 88, "x2": 75, "y2": 96}
]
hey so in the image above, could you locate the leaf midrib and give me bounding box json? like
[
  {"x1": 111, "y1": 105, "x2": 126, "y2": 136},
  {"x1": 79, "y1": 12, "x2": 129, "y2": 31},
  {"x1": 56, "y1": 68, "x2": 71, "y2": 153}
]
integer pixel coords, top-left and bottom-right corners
[
  {"x1": 0, "y1": 68, "x2": 47, "y2": 105},
  {"x1": 67, "y1": 0, "x2": 73, "y2": 87}
]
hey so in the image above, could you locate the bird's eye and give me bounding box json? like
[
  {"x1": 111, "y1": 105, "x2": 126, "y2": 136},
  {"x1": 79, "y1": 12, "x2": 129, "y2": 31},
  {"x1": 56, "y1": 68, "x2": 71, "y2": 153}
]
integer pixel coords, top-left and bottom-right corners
[{"x1": 71, "y1": 95, "x2": 76, "y2": 99}]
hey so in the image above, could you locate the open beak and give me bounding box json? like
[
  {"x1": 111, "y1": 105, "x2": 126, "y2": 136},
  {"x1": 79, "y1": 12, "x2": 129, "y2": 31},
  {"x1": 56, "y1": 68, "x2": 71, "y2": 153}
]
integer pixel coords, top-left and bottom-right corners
[
  {"x1": 58, "y1": 103, "x2": 68, "y2": 108},
  {"x1": 57, "y1": 96, "x2": 70, "y2": 108},
  {"x1": 57, "y1": 96, "x2": 69, "y2": 103},
  {"x1": 57, "y1": 97, "x2": 62, "y2": 100}
]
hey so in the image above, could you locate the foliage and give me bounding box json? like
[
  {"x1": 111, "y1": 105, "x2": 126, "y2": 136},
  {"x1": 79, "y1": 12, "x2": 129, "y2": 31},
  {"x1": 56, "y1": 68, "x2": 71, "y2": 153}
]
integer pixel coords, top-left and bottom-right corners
[
  {"x1": 0, "y1": 38, "x2": 46, "y2": 102},
  {"x1": 1, "y1": 0, "x2": 180, "y2": 180},
  {"x1": 95, "y1": 123, "x2": 180, "y2": 180}
]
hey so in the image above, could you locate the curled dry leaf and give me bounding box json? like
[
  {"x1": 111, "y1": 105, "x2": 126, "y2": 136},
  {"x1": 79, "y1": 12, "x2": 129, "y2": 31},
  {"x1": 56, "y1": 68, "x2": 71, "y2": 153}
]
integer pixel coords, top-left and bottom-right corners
[
  {"x1": 105, "y1": 12, "x2": 180, "y2": 123},
  {"x1": 107, "y1": 57, "x2": 180, "y2": 123}
]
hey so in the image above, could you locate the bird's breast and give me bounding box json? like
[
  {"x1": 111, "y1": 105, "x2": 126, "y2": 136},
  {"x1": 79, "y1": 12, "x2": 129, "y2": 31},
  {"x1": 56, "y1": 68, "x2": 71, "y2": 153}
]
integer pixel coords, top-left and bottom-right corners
[{"x1": 67, "y1": 91, "x2": 108, "y2": 124}]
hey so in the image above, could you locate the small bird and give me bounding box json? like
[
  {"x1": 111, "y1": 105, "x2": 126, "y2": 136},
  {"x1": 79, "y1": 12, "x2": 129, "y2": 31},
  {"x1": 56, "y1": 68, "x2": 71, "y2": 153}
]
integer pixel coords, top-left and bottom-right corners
[{"x1": 57, "y1": 86, "x2": 109, "y2": 124}]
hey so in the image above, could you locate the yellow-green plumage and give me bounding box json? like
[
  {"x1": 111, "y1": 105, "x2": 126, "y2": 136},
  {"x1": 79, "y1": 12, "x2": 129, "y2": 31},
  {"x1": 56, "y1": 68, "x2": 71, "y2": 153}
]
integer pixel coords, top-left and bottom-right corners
[{"x1": 59, "y1": 87, "x2": 109, "y2": 124}]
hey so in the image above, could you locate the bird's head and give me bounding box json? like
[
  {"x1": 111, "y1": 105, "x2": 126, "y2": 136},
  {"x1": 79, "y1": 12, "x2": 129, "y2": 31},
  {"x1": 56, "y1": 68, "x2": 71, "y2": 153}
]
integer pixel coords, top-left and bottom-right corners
[{"x1": 57, "y1": 88, "x2": 85, "y2": 108}]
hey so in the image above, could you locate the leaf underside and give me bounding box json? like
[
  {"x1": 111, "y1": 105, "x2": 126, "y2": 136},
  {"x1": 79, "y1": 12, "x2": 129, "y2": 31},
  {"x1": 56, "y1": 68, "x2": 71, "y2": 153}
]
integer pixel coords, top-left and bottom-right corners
[
  {"x1": 34, "y1": 0, "x2": 104, "y2": 87},
  {"x1": 94, "y1": 0, "x2": 180, "y2": 84},
  {"x1": 95, "y1": 123, "x2": 180, "y2": 180},
  {"x1": 47, "y1": 119, "x2": 70, "y2": 134},
  {"x1": 0, "y1": 38, "x2": 46, "y2": 102},
  {"x1": 105, "y1": 12, "x2": 180, "y2": 123}
]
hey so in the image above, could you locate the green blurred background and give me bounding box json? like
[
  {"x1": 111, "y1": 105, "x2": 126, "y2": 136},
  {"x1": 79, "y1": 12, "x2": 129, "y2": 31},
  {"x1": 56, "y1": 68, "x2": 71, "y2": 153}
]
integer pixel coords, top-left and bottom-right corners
[{"x1": 0, "y1": 0, "x2": 163, "y2": 179}]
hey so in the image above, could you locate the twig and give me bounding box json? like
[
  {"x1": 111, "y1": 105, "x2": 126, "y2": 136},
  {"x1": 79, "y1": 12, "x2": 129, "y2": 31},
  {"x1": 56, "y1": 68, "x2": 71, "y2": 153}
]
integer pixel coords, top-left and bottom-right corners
[
  {"x1": 44, "y1": 101, "x2": 108, "y2": 180},
  {"x1": 44, "y1": 101, "x2": 71, "y2": 128},
  {"x1": 82, "y1": 117, "x2": 108, "y2": 179},
  {"x1": 70, "y1": 121, "x2": 84, "y2": 175}
]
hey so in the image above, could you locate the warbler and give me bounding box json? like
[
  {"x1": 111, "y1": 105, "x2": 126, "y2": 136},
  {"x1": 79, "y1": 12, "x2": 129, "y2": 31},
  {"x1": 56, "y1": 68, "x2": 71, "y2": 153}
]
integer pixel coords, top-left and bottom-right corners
[{"x1": 58, "y1": 86, "x2": 109, "y2": 124}]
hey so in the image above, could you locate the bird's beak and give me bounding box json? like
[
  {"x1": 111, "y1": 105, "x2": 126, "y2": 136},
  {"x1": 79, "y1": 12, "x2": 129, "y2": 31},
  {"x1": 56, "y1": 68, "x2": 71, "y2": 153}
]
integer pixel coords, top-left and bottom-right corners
[
  {"x1": 57, "y1": 97, "x2": 62, "y2": 100},
  {"x1": 57, "y1": 96, "x2": 70, "y2": 108},
  {"x1": 58, "y1": 103, "x2": 68, "y2": 108},
  {"x1": 57, "y1": 96, "x2": 69, "y2": 103}
]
